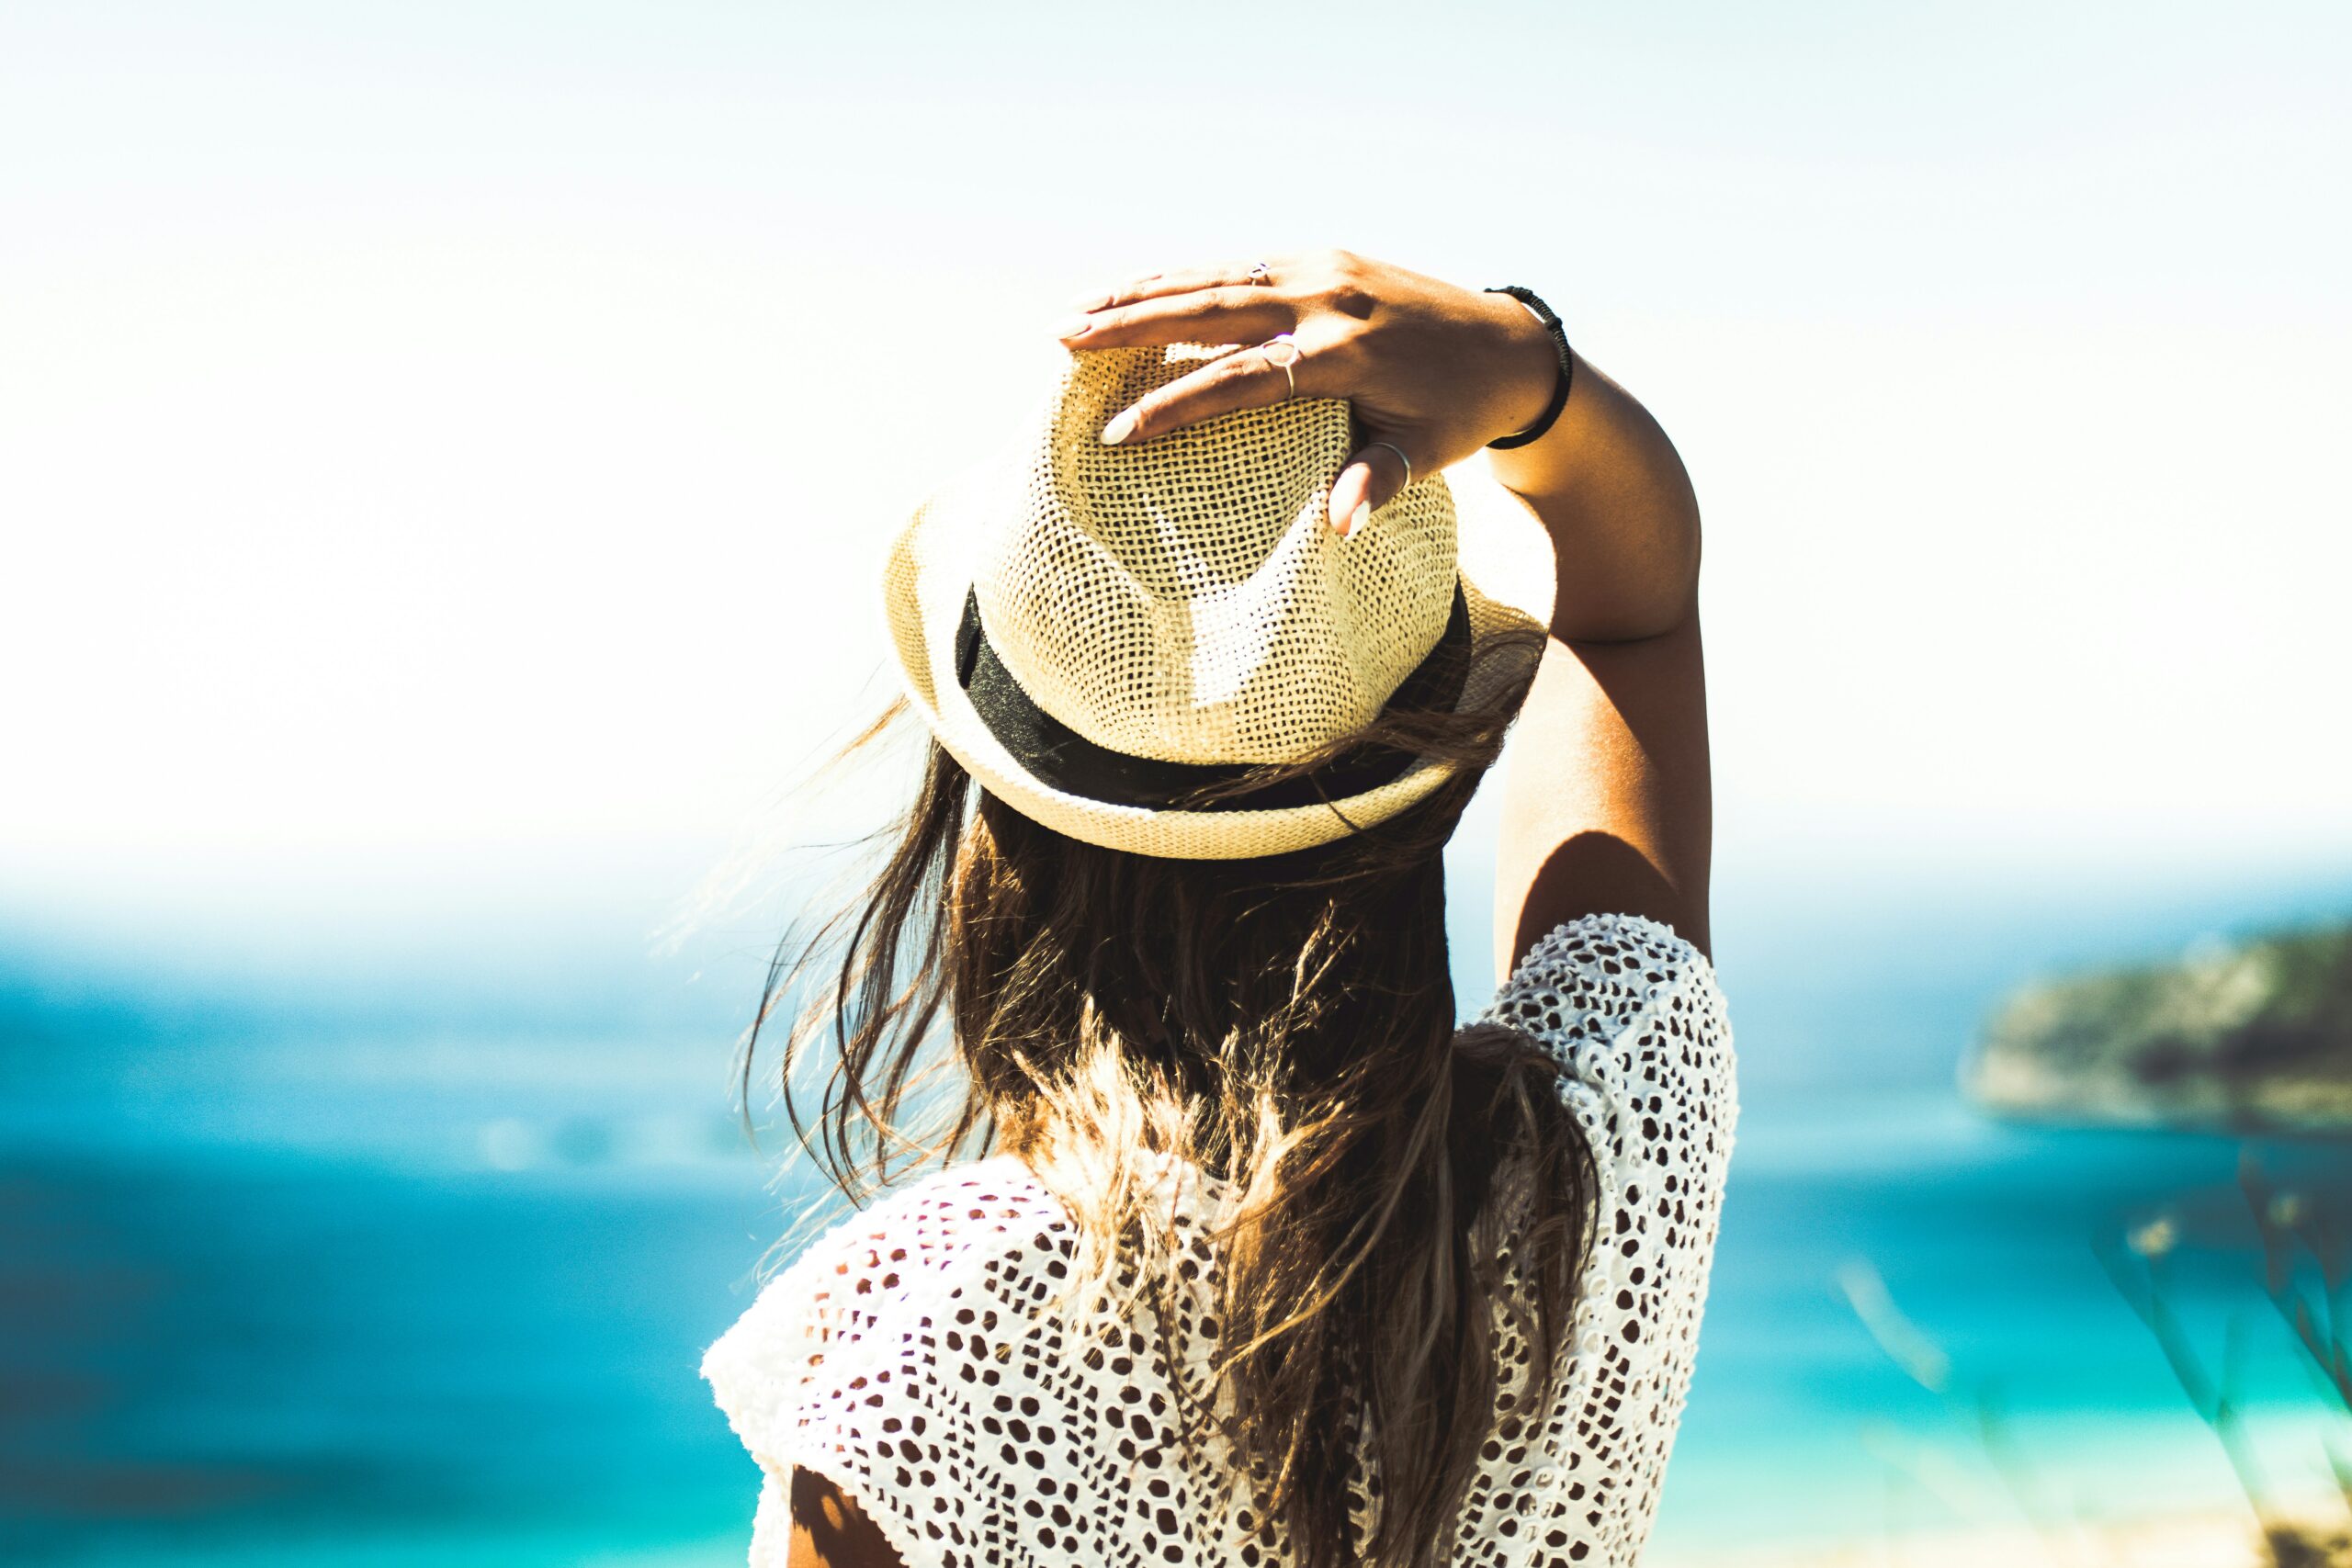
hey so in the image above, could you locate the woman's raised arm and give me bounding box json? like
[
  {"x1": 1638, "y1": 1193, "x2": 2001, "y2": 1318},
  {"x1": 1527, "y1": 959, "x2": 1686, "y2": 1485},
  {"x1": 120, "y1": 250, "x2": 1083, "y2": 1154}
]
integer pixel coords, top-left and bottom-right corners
[
  {"x1": 1051, "y1": 250, "x2": 1712, "y2": 971},
  {"x1": 1485, "y1": 346, "x2": 1711, "y2": 976}
]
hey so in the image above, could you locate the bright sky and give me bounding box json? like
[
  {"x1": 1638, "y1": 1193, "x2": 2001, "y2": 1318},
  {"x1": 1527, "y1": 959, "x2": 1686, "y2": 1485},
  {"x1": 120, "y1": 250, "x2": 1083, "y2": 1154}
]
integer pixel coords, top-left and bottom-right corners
[{"x1": 5, "y1": 0, "x2": 2348, "y2": 928}]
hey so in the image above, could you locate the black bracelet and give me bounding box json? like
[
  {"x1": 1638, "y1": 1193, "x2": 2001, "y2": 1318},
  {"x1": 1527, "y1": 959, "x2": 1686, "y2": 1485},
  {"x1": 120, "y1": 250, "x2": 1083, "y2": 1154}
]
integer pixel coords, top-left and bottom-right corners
[{"x1": 1483, "y1": 285, "x2": 1573, "y2": 450}]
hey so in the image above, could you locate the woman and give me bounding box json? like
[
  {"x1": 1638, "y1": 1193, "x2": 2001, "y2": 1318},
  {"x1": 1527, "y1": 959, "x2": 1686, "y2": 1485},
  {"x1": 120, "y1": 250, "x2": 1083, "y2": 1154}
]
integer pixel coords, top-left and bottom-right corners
[{"x1": 704, "y1": 250, "x2": 1732, "y2": 1568}]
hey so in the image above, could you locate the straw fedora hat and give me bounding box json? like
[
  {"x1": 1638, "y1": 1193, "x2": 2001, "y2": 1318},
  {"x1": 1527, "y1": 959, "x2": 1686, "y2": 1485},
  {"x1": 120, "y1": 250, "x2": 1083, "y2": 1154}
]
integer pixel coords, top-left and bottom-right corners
[{"x1": 880, "y1": 341, "x2": 1558, "y2": 860}]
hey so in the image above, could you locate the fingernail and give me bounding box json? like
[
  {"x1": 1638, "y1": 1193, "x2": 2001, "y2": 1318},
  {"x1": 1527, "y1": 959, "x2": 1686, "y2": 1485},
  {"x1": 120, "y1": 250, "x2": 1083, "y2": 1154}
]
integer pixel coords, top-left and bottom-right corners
[
  {"x1": 1050, "y1": 314, "x2": 1093, "y2": 341},
  {"x1": 1101, "y1": 408, "x2": 1136, "y2": 446},
  {"x1": 1067, "y1": 293, "x2": 1109, "y2": 313},
  {"x1": 1346, "y1": 501, "x2": 1372, "y2": 536}
]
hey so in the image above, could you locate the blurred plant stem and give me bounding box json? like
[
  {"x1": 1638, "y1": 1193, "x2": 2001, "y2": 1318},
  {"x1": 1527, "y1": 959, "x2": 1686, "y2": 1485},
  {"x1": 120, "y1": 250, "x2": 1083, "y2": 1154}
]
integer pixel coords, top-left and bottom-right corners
[
  {"x1": 1837, "y1": 1258, "x2": 2112, "y2": 1566},
  {"x1": 2237, "y1": 1151, "x2": 2352, "y2": 1563},
  {"x1": 2097, "y1": 1226, "x2": 2274, "y2": 1524},
  {"x1": 1842, "y1": 1149, "x2": 2352, "y2": 1567},
  {"x1": 2092, "y1": 1147, "x2": 2352, "y2": 1565},
  {"x1": 2239, "y1": 1152, "x2": 2352, "y2": 1417}
]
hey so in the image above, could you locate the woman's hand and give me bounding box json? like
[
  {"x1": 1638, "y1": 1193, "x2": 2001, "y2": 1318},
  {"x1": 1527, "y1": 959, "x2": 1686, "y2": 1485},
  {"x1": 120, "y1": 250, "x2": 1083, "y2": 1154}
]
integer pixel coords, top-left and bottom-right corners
[
  {"x1": 1059, "y1": 249, "x2": 1713, "y2": 973},
  {"x1": 1054, "y1": 250, "x2": 1560, "y2": 536}
]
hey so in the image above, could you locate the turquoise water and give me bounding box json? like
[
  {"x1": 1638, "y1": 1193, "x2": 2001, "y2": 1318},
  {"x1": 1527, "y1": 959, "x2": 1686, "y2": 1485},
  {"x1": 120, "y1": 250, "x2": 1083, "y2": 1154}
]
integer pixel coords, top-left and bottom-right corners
[{"x1": 6, "y1": 857, "x2": 2351, "y2": 1564}]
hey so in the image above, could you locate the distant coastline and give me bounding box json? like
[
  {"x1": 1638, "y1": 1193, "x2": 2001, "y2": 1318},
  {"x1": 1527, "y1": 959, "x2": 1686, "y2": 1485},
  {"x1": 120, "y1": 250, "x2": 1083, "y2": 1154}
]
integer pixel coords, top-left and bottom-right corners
[{"x1": 1962, "y1": 918, "x2": 2352, "y2": 1135}]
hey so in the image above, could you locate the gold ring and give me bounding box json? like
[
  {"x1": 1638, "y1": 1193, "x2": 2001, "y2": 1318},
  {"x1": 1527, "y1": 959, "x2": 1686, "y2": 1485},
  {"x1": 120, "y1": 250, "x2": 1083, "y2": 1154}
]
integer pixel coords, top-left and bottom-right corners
[
  {"x1": 1247, "y1": 261, "x2": 1272, "y2": 286},
  {"x1": 1261, "y1": 333, "x2": 1302, "y2": 399}
]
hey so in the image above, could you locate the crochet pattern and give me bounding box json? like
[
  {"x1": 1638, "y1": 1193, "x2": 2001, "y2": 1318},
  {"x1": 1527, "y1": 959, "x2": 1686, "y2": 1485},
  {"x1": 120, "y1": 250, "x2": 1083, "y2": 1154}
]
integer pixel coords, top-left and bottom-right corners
[{"x1": 702, "y1": 912, "x2": 1738, "y2": 1568}]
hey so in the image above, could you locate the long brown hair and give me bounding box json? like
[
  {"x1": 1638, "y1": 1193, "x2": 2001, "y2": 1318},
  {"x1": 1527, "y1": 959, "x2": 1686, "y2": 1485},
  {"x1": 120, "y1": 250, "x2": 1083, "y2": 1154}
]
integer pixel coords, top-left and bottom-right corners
[{"x1": 748, "y1": 632, "x2": 1595, "y2": 1568}]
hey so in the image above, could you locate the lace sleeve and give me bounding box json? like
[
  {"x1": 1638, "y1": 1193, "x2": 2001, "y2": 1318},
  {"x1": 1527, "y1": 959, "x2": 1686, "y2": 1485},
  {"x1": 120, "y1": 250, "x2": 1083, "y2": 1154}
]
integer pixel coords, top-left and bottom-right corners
[
  {"x1": 1472, "y1": 911, "x2": 1740, "y2": 1566},
  {"x1": 699, "y1": 1162, "x2": 1072, "y2": 1568}
]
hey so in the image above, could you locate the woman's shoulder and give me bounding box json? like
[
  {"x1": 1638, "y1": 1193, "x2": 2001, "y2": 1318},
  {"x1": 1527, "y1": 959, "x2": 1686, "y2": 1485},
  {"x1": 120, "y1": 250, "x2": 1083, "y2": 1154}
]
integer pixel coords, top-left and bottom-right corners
[
  {"x1": 699, "y1": 1154, "x2": 1071, "y2": 1413},
  {"x1": 699, "y1": 1155, "x2": 1109, "y2": 1567},
  {"x1": 744, "y1": 1152, "x2": 1065, "y2": 1293},
  {"x1": 1478, "y1": 910, "x2": 1737, "y2": 1153},
  {"x1": 1485, "y1": 910, "x2": 1727, "y2": 1038}
]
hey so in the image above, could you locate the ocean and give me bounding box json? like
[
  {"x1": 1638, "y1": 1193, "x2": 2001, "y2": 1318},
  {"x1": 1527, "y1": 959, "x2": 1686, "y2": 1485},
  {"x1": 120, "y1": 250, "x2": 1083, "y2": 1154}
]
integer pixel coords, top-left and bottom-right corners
[{"x1": 6, "y1": 850, "x2": 2351, "y2": 1565}]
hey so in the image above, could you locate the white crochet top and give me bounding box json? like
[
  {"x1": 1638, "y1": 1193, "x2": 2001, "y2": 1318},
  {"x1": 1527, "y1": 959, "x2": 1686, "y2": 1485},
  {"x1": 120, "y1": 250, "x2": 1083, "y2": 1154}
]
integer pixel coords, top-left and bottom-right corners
[{"x1": 702, "y1": 912, "x2": 1738, "y2": 1568}]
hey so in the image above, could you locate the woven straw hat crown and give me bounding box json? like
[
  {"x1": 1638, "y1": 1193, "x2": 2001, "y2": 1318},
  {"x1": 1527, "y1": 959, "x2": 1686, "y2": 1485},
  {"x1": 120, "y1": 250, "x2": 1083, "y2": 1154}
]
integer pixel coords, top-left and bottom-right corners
[
  {"x1": 976, "y1": 342, "x2": 1461, "y2": 766},
  {"x1": 879, "y1": 341, "x2": 1555, "y2": 860}
]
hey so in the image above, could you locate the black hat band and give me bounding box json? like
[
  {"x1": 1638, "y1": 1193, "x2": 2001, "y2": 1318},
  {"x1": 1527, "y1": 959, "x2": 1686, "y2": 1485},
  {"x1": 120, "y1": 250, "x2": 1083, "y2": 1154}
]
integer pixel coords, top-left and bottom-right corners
[{"x1": 954, "y1": 582, "x2": 1473, "y2": 814}]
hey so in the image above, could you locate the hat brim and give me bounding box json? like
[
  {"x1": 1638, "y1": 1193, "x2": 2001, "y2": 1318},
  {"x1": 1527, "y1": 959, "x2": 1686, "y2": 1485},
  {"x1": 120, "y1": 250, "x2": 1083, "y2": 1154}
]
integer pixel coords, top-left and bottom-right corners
[{"x1": 881, "y1": 452, "x2": 1558, "y2": 860}]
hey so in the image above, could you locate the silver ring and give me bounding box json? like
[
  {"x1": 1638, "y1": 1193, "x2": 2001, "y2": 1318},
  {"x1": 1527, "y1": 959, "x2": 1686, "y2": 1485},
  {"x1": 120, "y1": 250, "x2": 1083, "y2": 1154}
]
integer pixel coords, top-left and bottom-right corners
[
  {"x1": 1261, "y1": 333, "x2": 1303, "y2": 399},
  {"x1": 1366, "y1": 439, "x2": 1412, "y2": 489},
  {"x1": 1247, "y1": 261, "x2": 1272, "y2": 286}
]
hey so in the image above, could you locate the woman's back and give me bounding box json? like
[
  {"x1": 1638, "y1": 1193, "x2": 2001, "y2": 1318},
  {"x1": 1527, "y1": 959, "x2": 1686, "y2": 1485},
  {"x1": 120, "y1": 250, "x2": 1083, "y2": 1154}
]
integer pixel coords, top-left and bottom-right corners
[
  {"x1": 703, "y1": 911, "x2": 1737, "y2": 1568},
  {"x1": 705, "y1": 248, "x2": 1724, "y2": 1566}
]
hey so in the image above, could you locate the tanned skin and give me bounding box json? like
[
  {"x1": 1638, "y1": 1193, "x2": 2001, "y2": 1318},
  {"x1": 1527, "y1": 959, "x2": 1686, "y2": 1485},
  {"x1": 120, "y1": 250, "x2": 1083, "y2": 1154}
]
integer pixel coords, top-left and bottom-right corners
[
  {"x1": 786, "y1": 1468, "x2": 903, "y2": 1568},
  {"x1": 783, "y1": 249, "x2": 1708, "y2": 1565}
]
